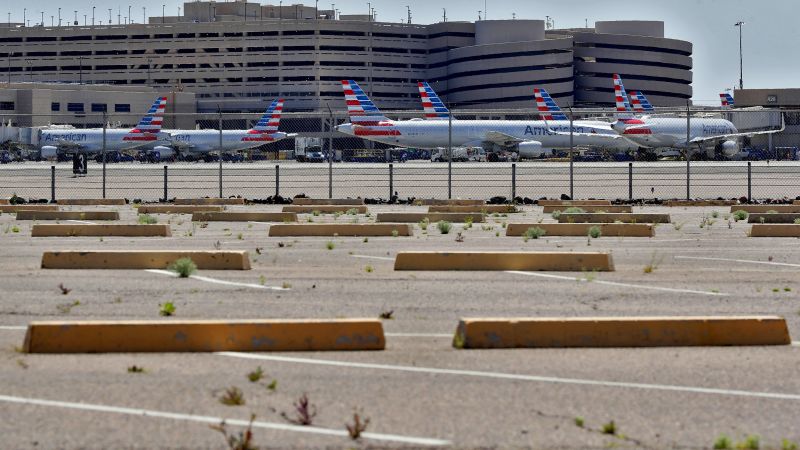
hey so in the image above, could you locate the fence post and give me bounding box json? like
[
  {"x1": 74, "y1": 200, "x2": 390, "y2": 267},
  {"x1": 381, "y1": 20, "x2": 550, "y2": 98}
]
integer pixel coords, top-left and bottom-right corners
[
  {"x1": 218, "y1": 112, "x2": 223, "y2": 199},
  {"x1": 162, "y1": 165, "x2": 168, "y2": 202},
  {"x1": 328, "y1": 109, "x2": 333, "y2": 199},
  {"x1": 50, "y1": 165, "x2": 55, "y2": 203},
  {"x1": 102, "y1": 111, "x2": 107, "y2": 199},
  {"x1": 628, "y1": 162, "x2": 633, "y2": 201},
  {"x1": 747, "y1": 161, "x2": 752, "y2": 202},
  {"x1": 511, "y1": 163, "x2": 516, "y2": 199},
  {"x1": 275, "y1": 164, "x2": 280, "y2": 197},
  {"x1": 447, "y1": 111, "x2": 452, "y2": 199},
  {"x1": 568, "y1": 107, "x2": 574, "y2": 199},
  {"x1": 388, "y1": 163, "x2": 394, "y2": 201},
  {"x1": 686, "y1": 101, "x2": 691, "y2": 200}
]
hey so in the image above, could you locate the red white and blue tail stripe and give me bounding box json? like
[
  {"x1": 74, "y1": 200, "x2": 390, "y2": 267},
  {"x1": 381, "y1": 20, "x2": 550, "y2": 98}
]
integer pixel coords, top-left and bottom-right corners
[
  {"x1": 612, "y1": 74, "x2": 632, "y2": 113},
  {"x1": 242, "y1": 98, "x2": 285, "y2": 142},
  {"x1": 341, "y1": 80, "x2": 387, "y2": 125},
  {"x1": 418, "y1": 81, "x2": 450, "y2": 119},
  {"x1": 720, "y1": 93, "x2": 734, "y2": 107},
  {"x1": 124, "y1": 96, "x2": 167, "y2": 142},
  {"x1": 533, "y1": 88, "x2": 568, "y2": 121},
  {"x1": 630, "y1": 91, "x2": 654, "y2": 113}
]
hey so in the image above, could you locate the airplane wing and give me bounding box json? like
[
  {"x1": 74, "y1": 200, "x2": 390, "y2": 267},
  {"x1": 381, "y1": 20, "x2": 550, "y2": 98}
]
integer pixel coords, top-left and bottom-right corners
[
  {"x1": 482, "y1": 131, "x2": 524, "y2": 147},
  {"x1": 688, "y1": 115, "x2": 785, "y2": 145}
]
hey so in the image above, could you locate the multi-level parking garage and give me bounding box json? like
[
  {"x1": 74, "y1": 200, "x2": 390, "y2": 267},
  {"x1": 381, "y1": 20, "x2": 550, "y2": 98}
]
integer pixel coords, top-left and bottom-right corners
[{"x1": 0, "y1": 1, "x2": 693, "y2": 115}]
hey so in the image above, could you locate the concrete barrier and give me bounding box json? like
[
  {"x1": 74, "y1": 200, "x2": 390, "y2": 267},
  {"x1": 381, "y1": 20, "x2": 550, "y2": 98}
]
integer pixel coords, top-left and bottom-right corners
[
  {"x1": 506, "y1": 223, "x2": 653, "y2": 237},
  {"x1": 138, "y1": 205, "x2": 224, "y2": 214},
  {"x1": 394, "y1": 251, "x2": 613, "y2": 271},
  {"x1": 428, "y1": 205, "x2": 518, "y2": 213},
  {"x1": 57, "y1": 199, "x2": 127, "y2": 205},
  {"x1": 732, "y1": 205, "x2": 800, "y2": 214},
  {"x1": 292, "y1": 198, "x2": 365, "y2": 205},
  {"x1": 191, "y1": 212, "x2": 297, "y2": 222},
  {"x1": 32, "y1": 224, "x2": 171, "y2": 237},
  {"x1": 16, "y1": 211, "x2": 120, "y2": 221},
  {"x1": 557, "y1": 213, "x2": 670, "y2": 224},
  {"x1": 538, "y1": 200, "x2": 611, "y2": 206},
  {"x1": 412, "y1": 199, "x2": 485, "y2": 206},
  {"x1": 269, "y1": 223, "x2": 412, "y2": 236},
  {"x1": 174, "y1": 198, "x2": 245, "y2": 205},
  {"x1": 41, "y1": 250, "x2": 251, "y2": 270},
  {"x1": 283, "y1": 205, "x2": 368, "y2": 214},
  {"x1": 749, "y1": 224, "x2": 800, "y2": 237},
  {"x1": 542, "y1": 205, "x2": 632, "y2": 213},
  {"x1": 0, "y1": 204, "x2": 59, "y2": 213},
  {"x1": 664, "y1": 200, "x2": 737, "y2": 207},
  {"x1": 376, "y1": 212, "x2": 485, "y2": 223},
  {"x1": 23, "y1": 318, "x2": 385, "y2": 353},
  {"x1": 0, "y1": 199, "x2": 9, "y2": 204},
  {"x1": 453, "y1": 316, "x2": 791, "y2": 349},
  {"x1": 747, "y1": 213, "x2": 800, "y2": 224},
  {"x1": 794, "y1": 200, "x2": 800, "y2": 205}
]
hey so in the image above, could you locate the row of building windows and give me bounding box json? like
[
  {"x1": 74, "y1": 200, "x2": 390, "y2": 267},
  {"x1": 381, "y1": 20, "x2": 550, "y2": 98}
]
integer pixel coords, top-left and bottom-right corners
[
  {"x1": 49, "y1": 102, "x2": 131, "y2": 113},
  {"x1": 0, "y1": 60, "x2": 432, "y2": 72},
  {"x1": 1, "y1": 46, "x2": 430, "y2": 57}
]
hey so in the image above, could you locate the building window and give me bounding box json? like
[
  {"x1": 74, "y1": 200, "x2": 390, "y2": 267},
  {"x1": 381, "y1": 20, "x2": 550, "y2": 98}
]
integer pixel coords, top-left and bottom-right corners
[
  {"x1": 91, "y1": 103, "x2": 107, "y2": 112},
  {"x1": 0, "y1": 101, "x2": 14, "y2": 111},
  {"x1": 51, "y1": 102, "x2": 60, "y2": 112},
  {"x1": 67, "y1": 103, "x2": 85, "y2": 112},
  {"x1": 114, "y1": 104, "x2": 131, "y2": 113}
]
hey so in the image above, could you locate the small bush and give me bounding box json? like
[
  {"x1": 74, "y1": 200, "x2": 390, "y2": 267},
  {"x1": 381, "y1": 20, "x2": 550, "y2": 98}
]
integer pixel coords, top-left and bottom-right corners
[
  {"x1": 601, "y1": 420, "x2": 616, "y2": 435},
  {"x1": 437, "y1": 220, "x2": 452, "y2": 234},
  {"x1": 733, "y1": 210, "x2": 748, "y2": 221},
  {"x1": 159, "y1": 302, "x2": 176, "y2": 316},
  {"x1": 137, "y1": 214, "x2": 158, "y2": 224},
  {"x1": 218, "y1": 386, "x2": 245, "y2": 406},
  {"x1": 464, "y1": 216, "x2": 473, "y2": 229},
  {"x1": 588, "y1": 226, "x2": 602, "y2": 239},
  {"x1": 711, "y1": 210, "x2": 720, "y2": 218},
  {"x1": 169, "y1": 258, "x2": 197, "y2": 278},
  {"x1": 524, "y1": 227, "x2": 546, "y2": 240},
  {"x1": 551, "y1": 210, "x2": 562, "y2": 220},
  {"x1": 737, "y1": 435, "x2": 760, "y2": 450},
  {"x1": 391, "y1": 229, "x2": 399, "y2": 237},
  {"x1": 365, "y1": 265, "x2": 373, "y2": 273},
  {"x1": 794, "y1": 218, "x2": 800, "y2": 224},
  {"x1": 11, "y1": 225, "x2": 20, "y2": 233},
  {"x1": 247, "y1": 366, "x2": 264, "y2": 383},
  {"x1": 574, "y1": 417, "x2": 584, "y2": 428},
  {"x1": 325, "y1": 241, "x2": 335, "y2": 250},
  {"x1": 714, "y1": 435, "x2": 732, "y2": 449},
  {"x1": 311, "y1": 210, "x2": 321, "y2": 216},
  {"x1": 346, "y1": 208, "x2": 359, "y2": 215},
  {"x1": 563, "y1": 207, "x2": 586, "y2": 214},
  {"x1": 419, "y1": 218, "x2": 430, "y2": 231}
]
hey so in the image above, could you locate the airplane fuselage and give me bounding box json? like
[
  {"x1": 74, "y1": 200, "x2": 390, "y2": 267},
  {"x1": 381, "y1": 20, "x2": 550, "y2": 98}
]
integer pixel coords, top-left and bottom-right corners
[
  {"x1": 163, "y1": 129, "x2": 285, "y2": 154},
  {"x1": 39, "y1": 129, "x2": 165, "y2": 153},
  {"x1": 620, "y1": 117, "x2": 738, "y2": 149}
]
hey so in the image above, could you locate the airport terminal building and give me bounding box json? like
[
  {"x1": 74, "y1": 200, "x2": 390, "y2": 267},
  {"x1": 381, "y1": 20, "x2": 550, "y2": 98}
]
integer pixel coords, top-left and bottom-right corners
[{"x1": 0, "y1": 1, "x2": 693, "y2": 116}]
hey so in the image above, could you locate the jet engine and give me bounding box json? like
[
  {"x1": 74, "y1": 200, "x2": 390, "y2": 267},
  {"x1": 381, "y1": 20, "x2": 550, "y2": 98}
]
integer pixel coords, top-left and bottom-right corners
[
  {"x1": 717, "y1": 140, "x2": 740, "y2": 158},
  {"x1": 517, "y1": 141, "x2": 550, "y2": 159},
  {"x1": 152, "y1": 146, "x2": 175, "y2": 159},
  {"x1": 40, "y1": 146, "x2": 58, "y2": 159}
]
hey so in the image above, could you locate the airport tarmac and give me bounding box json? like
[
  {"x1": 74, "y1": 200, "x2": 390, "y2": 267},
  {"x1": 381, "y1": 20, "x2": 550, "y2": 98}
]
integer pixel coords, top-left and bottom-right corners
[
  {"x1": 1, "y1": 203, "x2": 799, "y2": 448},
  {"x1": 1, "y1": 160, "x2": 799, "y2": 201}
]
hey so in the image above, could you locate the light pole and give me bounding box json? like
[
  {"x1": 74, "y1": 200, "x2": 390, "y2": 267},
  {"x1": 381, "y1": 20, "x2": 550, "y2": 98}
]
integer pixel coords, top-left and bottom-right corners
[
  {"x1": 367, "y1": 2, "x2": 371, "y2": 21},
  {"x1": 162, "y1": 4, "x2": 165, "y2": 23},
  {"x1": 735, "y1": 21, "x2": 745, "y2": 90},
  {"x1": 23, "y1": 8, "x2": 26, "y2": 27},
  {"x1": 108, "y1": 8, "x2": 112, "y2": 24},
  {"x1": 83, "y1": 14, "x2": 87, "y2": 25},
  {"x1": 58, "y1": 7, "x2": 61, "y2": 26},
  {"x1": 92, "y1": 6, "x2": 95, "y2": 25},
  {"x1": 406, "y1": 6, "x2": 411, "y2": 23},
  {"x1": 142, "y1": 7, "x2": 146, "y2": 24},
  {"x1": 128, "y1": 6, "x2": 131, "y2": 24},
  {"x1": 73, "y1": 11, "x2": 77, "y2": 25}
]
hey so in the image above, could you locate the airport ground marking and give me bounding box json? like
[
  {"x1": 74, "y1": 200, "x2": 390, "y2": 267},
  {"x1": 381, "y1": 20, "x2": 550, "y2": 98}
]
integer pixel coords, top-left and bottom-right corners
[
  {"x1": 0, "y1": 394, "x2": 450, "y2": 446},
  {"x1": 350, "y1": 254, "x2": 395, "y2": 261},
  {"x1": 0, "y1": 326, "x2": 26, "y2": 330},
  {"x1": 145, "y1": 269, "x2": 289, "y2": 291},
  {"x1": 675, "y1": 256, "x2": 800, "y2": 268},
  {"x1": 506, "y1": 271, "x2": 729, "y2": 296},
  {"x1": 217, "y1": 352, "x2": 800, "y2": 401},
  {"x1": 385, "y1": 333, "x2": 452, "y2": 338},
  {"x1": 65, "y1": 220, "x2": 97, "y2": 225}
]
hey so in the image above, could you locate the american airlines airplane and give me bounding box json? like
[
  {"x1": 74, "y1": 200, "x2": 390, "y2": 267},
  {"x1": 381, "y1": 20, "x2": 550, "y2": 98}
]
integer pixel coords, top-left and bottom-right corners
[
  {"x1": 156, "y1": 99, "x2": 294, "y2": 158},
  {"x1": 610, "y1": 74, "x2": 783, "y2": 158},
  {"x1": 39, "y1": 97, "x2": 168, "y2": 158},
  {"x1": 630, "y1": 91, "x2": 655, "y2": 113},
  {"x1": 337, "y1": 80, "x2": 636, "y2": 159},
  {"x1": 720, "y1": 92, "x2": 735, "y2": 108}
]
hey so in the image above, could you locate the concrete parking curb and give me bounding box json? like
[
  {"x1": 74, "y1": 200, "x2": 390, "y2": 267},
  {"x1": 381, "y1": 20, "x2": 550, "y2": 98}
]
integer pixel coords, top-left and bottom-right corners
[
  {"x1": 174, "y1": 198, "x2": 245, "y2": 205},
  {"x1": 413, "y1": 199, "x2": 485, "y2": 206},
  {"x1": 292, "y1": 198, "x2": 365, "y2": 205},
  {"x1": 41, "y1": 250, "x2": 251, "y2": 270},
  {"x1": 16, "y1": 211, "x2": 120, "y2": 221},
  {"x1": 191, "y1": 212, "x2": 297, "y2": 222},
  {"x1": 664, "y1": 200, "x2": 737, "y2": 207},
  {"x1": 557, "y1": 213, "x2": 670, "y2": 224},
  {"x1": 269, "y1": 223, "x2": 412, "y2": 236},
  {"x1": 377, "y1": 212, "x2": 485, "y2": 223},
  {"x1": 138, "y1": 205, "x2": 224, "y2": 214},
  {"x1": 730, "y1": 205, "x2": 800, "y2": 213},
  {"x1": 542, "y1": 205, "x2": 632, "y2": 213},
  {"x1": 22, "y1": 318, "x2": 385, "y2": 353},
  {"x1": 394, "y1": 251, "x2": 614, "y2": 271},
  {"x1": 749, "y1": 224, "x2": 800, "y2": 237},
  {"x1": 538, "y1": 200, "x2": 610, "y2": 206},
  {"x1": 283, "y1": 205, "x2": 368, "y2": 214},
  {"x1": 0, "y1": 205, "x2": 59, "y2": 213},
  {"x1": 428, "y1": 205, "x2": 518, "y2": 213},
  {"x1": 747, "y1": 213, "x2": 800, "y2": 224},
  {"x1": 31, "y1": 224, "x2": 171, "y2": 237},
  {"x1": 452, "y1": 316, "x2": 791, "y2": 349},
  {"x1": 506, "y1": 223, "x2": 653, "y2": 237},
  {"x1": 56, "y1": 199, "x2": 126, "y2": 205}
]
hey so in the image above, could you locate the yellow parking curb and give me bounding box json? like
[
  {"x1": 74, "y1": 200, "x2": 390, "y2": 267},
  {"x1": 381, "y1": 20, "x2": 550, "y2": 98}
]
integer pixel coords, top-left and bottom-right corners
[
  {"x1": 283, "y1": 205, "x2": 368, "y2": 214},
  {"x1": 32, "y1": 224, "x2": 171, "y2": 237},
  {"x1": 394, "y1": 251, "x2": 613, "y2": 271},
  {"x1": 269, "y1": 223, "x2": 412, "y2": 236},
  {"x1": 16, "y1": 211, "x2": 120, "y2": 221},
  {"x1": 453, "y1": 316, "x2": 791, "y2": 348},
  {"x1": 747, "y1": 213, "x2": 800, "y2": 224},
  {"x1": 174, "y1": 198, "x2": 245, "y2": 205},
  {"x1": 57, "y1": 199, "x2": 126, "y2": 205},
  {"x1": 41, "y1": 250, "x2": 250, "y2": 270},
  {"x1": 292, "y1": 198, "x2": 364, "y2": 205},
  {"x1": 729, "y1": 205, "x2": 800, "y2": 213},
  {"x1": 23, "y1": 318, "x2": 385, "y2": 353},
  {"x1": 0, "y1": 204, "x2": 59, "y2": 213},
  {"x1": 557, "y1": 213, "x2": 670, "y2": 223},
  {"x1": 138, "y1": 205, "x2": 224, "y2": 214},
  {"x1": 506, "y1": 223, "x2": 653, "y2": 237},
  {"x1": 191, "y1": 212, "x2": 297, "y2": 222},
  {"x1": 749, "y1": 224, "x2": 800, "y2": 237},
  {"x1": 376, "y1": 212, "x2": 485, "y2": 223}
]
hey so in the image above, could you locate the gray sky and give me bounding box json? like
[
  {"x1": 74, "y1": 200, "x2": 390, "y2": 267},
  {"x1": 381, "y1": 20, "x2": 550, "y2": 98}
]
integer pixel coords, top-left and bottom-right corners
[{"x1": 7, "y1": 0, "x2": 793, "y2": 104}]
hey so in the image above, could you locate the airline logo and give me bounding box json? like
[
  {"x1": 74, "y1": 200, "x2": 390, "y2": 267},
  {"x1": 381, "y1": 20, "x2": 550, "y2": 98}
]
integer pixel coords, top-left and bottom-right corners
[
  {"x1": 612, "y1": 74, "x2": 632, "y2": 112},
  {"x1": 124, "y1": 96, "x2": 167, "y2": 142},
  {"x1": 341, "y1": 80, "x2": 386, "y2": 125},
  {"x1": 720, "y1": 93, "x2": 735, "y2": 107},
  {"x1": 533, "y1": 88, "x2": 568, "y2": 121},
  {"x1": 418, "y1": 81, "x2": 449, "y2": 119},
  {"x1": 243, "y1": 98, "x2": 284, "y2": 142},
  {"x1": 630, "y1": 91, "x2": 654, "y2": 113}
]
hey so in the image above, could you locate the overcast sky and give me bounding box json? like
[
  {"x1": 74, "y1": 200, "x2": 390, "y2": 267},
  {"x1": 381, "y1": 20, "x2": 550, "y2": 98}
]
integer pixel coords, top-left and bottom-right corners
[{"x1": 7, "y1": 0, "x2": 793, "y2": 104}]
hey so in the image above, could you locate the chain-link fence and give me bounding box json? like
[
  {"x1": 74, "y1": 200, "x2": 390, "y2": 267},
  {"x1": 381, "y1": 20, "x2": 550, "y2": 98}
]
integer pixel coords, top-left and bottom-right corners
[{"x1": 0, "y1": 107, "x2": 798, "y2": 202}]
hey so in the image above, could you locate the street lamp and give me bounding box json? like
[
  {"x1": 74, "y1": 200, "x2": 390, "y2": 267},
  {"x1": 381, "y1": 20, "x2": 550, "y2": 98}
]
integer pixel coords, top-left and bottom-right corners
[
  {"x1": 92, "y1": 6, "x2": 95, "y2": 25},
  {"x1": 162, "y1": 4, "x2": 165, "y2": 23},
  {"x1": 23, "y1": 8, "x2": 26, "y2": 27},
  {"x1": 142, "y1": 7, "x2": 146, "y2": 24},
  {"x1": 58, "y1": 7, "x2": 61, "y2": 26},
  {"x1": 406, "y1": 6, "x2": 411, "y2": 24},
  {"x1": 128, "y1": 6, "x2": 131, "y2": 24},
  {"x1": 735, "y1": 21, "x2": 745, "y2": 90}
]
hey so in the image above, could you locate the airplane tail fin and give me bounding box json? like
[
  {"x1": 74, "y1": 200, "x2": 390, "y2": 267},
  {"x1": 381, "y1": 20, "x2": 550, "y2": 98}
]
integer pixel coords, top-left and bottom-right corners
[
  {"x1": 135, "y1": 96, "x2": 167, "y2": 133},
  {"x1": 341, "y1": 80, "x2": 388, "y2": 124},
  {"x1": 418, "y1": 81, "x2": 450, "y2": 119},
  {"x1": 533, "y1": 88, "x2": 568, "y2": 121},
  {"x1": 612, "y1": 74, "x2": 634, "y2": 118},
  {"x1": 720, "y1": 93, "x2": 735, "y2": 107},
  {"x1": 251, "y1": 99, "x2": 285, "y2": 133},
  {"x1": 630, "y1": 91, "x2": 654, "y2": 113}
]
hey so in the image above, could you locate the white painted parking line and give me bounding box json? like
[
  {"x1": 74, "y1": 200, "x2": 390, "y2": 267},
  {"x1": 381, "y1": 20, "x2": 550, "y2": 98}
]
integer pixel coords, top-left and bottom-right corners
[
  {"x1": 385, "y1": 333, "x2": 452, "y2": 338},
  {"x1": 145, "y1": 269, "x2": 289, "y2": 291},
  {"x1": 794, "y1": 342, "x2": 800, "y2": 347},
  {"x1": 506, "y1": 271, "x2": 729, "y2": 296},
  {"x1": 66, "y1": 220, "x2": 97, "y2": 225},
  {"x1": 218, "y1": 353, "x2": 800, "y2": 401},
  {"x1": 0, "y1": 326, "x2": 26, "y2": 331},
  {"x1": 675, "y1": 256, "x2": 800, "y2": 268},
  {"x1": 0, "y1": 394, "x2": 450, "y2": 446},
  {"x1": 350, "y1": 254, "x2": 395, "y2": 261}
]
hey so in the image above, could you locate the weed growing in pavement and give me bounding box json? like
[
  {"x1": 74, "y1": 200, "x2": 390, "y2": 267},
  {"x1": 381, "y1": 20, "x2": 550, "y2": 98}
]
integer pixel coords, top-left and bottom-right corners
[
  {"x1": 325, "y1": 241, "x2": 335, "y2": 250},
  {"x1": 255, "y1": 247, "x2": 263, "y2": 255},
  {"x1": 713, "y1": 435, "x2": 732, "y2": 449},
  {"x1": 247, "y1": 223, "x2": 252, "y2": 229},
  {"x1": 733, "y1": 210, "x2": 748, "y2": 221},
  {"x1": 218, "y1": 386, "x2": 245, "y2": 406},
  {"x1": 601, "y1": 420, "x2": 617, "y2": 435},
  {"x1": 346, "y1": 409, "x2": 370, "y2": 440},
  {"x1": 312, "y1": 210, "x2": 320, "y2": 216},
  {"x1": 365, "y1": 265, "x2": 373, "y2": 273},
  {"x1": 237, "y1": 233, "x2": 243, "y2": 240},
  {"x1": 56, "y1": 300, "x2": 81, "y2": 314},
  {"x1": 437, "y1": 220, "x2": 452, "y2": 234},
  {"x1": 137, "y1": 214, "x2": 158, "y2": 224},
  {"x1": 213, "y1": 240, "x2": 222, "y2": 250},
  {"x1": 523, "y1": 227, "x2": 546, "y2": 242},
  {"x1": 346, "y1": 208, "x2": 359, "y2": 215},
  {"x1": 455, "y1": 231, "x2": 464, "y2": 242},
  {"x1": 58, "y1": 283, "x2": 72, "y2": 295},
  {"x1": 211, "y1": 414, "x2": 258, "y2": 450},
  {"x1": 563, "y1": 207, "x2": 586, "y2": 214},
  {"x1": 673, "y1": 221, "x2": 685, "y2": 231},
  {"x1": 737, "y1": 435, "x2": 760, "y2": 450},
  {"x1": 782, "y1": 439, "x2": 799, "y2": 450},
  {"x1": 199, "y1": 222, "x2": 208, "y2": 229},
  {"x1": 574, "y1": 417, "x2": 584, "y2": 428},
  {"x1": 362, "y1": 237, "x2": 369, "y2": 243},
  {"x1": 11, "y1": 225, "x2": 19, "y2": 233},
  {"x1": 379, "y1": 310, "x2": 394, "y2": 319},
  {"x1": 281, "y1": 282, "x2": 292, "y2": 289},
  {"x1": 247, "y1": 366, "x2": 264, "y2": 383},
  {"x1": 333, "y1": 211, "x2": 342, "y2": 220},
  {"x1": 169, "y1": 258, "x2": 197, "y2": 278},
  {"x1": 281, "y1": 393, "x2": 317, "y2": 425},
  {"x1": 464, "y1": 216, "x2": 473, "y2": 229},
  {"x1": 259, "y1": 275, "x2": 266, "y2": 285},
  {"x1": 419, "y1": 218, "x2": 430, "y2": 231},
  {"x1": 773, "y1": 288, "x2": 780, "y2": 293},
  {"x1": 588, "y1": 226, "x2": 602, "y2": 239},
  {"x1": 551, "y1": 210, "x2": 562, "y2": 220},
  {"x1": 794, "y1": 218, "x2": 800, "y2": 224},
  {"x1": 481, "y1": 224, "x2": 493, "y2": 231},
  {"x1": 159, "y1": 302, "x2": 176, "y2": 316},
  {"x1": 306, "y1": 216, "x2": 314, "y2": 222},
  {"x1": 17, "y1": 359, "x2": 29, "y2": 369},
  {"x1": 643, "y1": 252, "x2": 664, "y2": 274},
  {"x1": 127, "y1": 365, "x2": 146, "y2": 374},
  {"x1": 391, "y1": 229, "x2": 399, "y2": 237},
  {"x1": 785, "y1": 287, "x2": 792, "y2": 292},
  {"x1": 265, "y1": 379, "x2": 277, "y2": 391},
  {"x1": 711, "y1": 210, "x2": 720, "y2": 218}
]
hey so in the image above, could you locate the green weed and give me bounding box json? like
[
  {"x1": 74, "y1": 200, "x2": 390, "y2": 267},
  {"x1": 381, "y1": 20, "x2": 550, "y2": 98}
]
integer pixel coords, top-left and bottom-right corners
[
  {"x1": 137, "y1": 214, "x2": 158, "y2": 224},
  {"x1": 523, "y1": 226, "x2": 546, "y2": 241},
  {"x1": 437, "y1": 220, "x2": 452, "y2": 234},
  {"x1": 733, "y1": 210, "x2": 748, "y2": 221},
  {"x1": 218, "y1": 386, "x2": 245, "y2": 406},
  {"x1": 159, "y1": 302, "x2": 176, "y2": 316},
  {"x1": 588, "y1": 225, "x2": 602, "y2": 239},
  {"x1": 169, "y1": 257, "x2": 197, "y2": 278},
  {"x1": 247, "y1": 366, "x2": 264, "y2": 383},
  {"x1": 325, "y1": 241, "x2": 335, "y2": 250}
]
